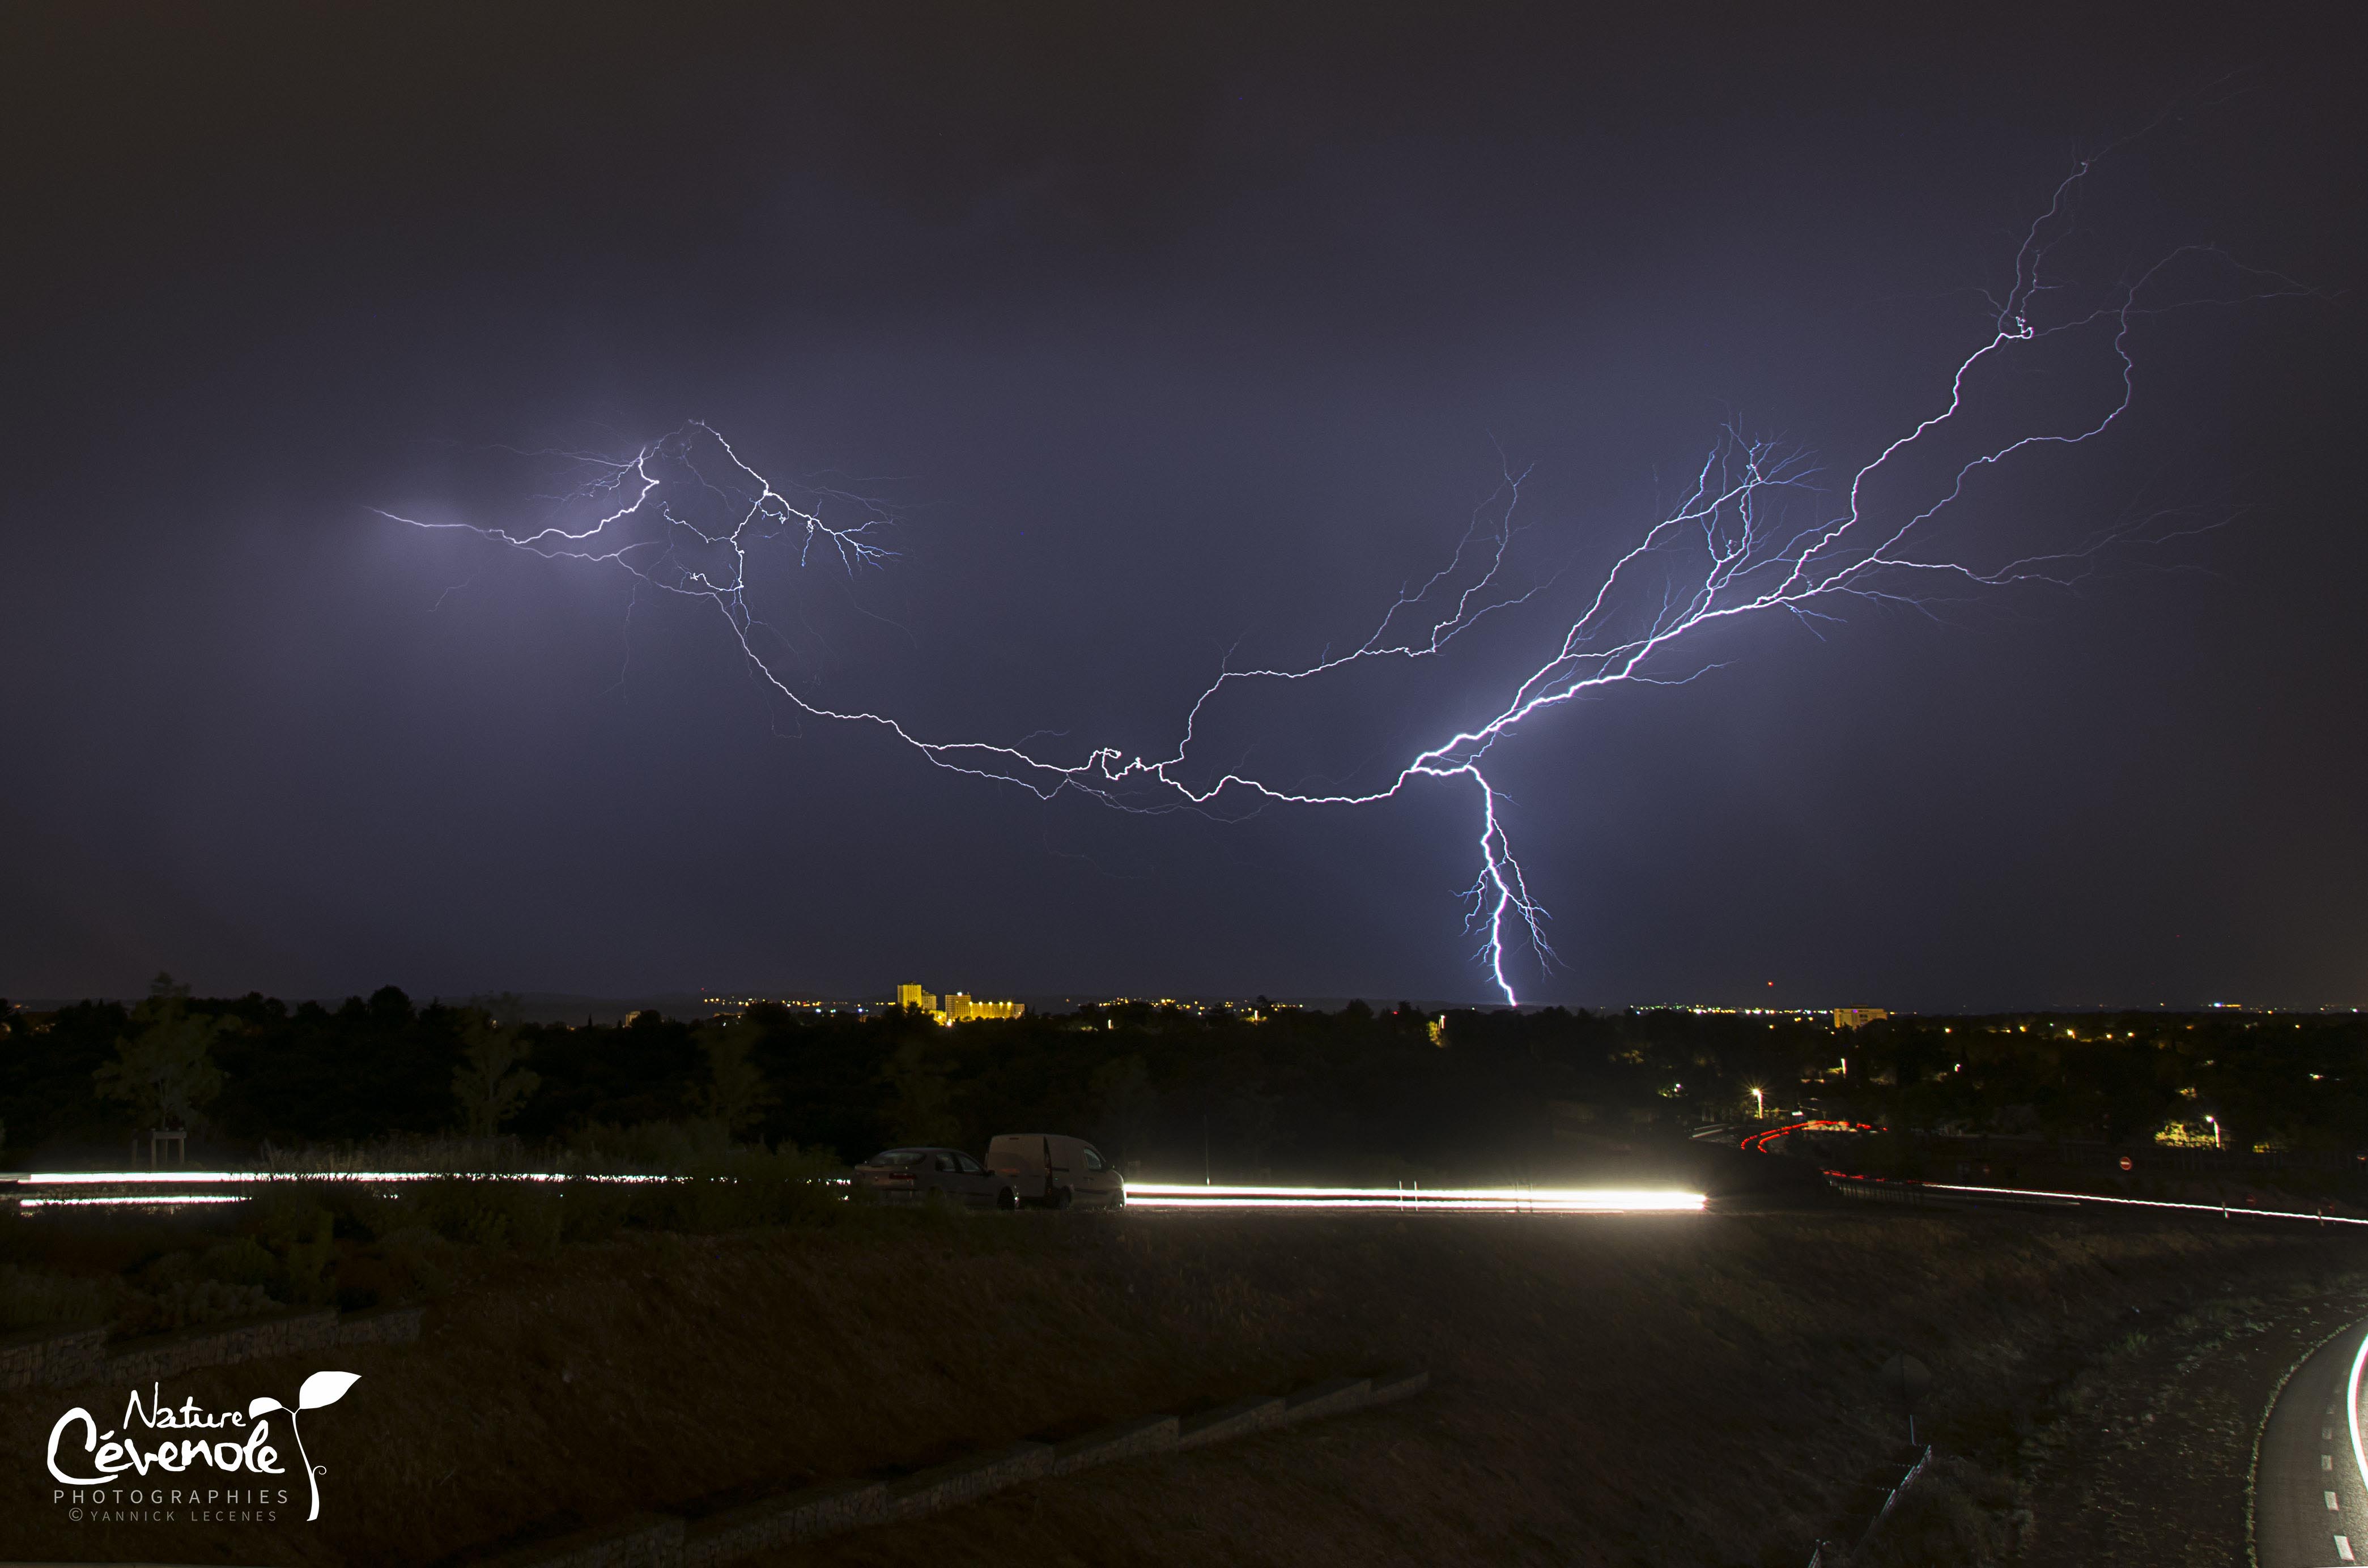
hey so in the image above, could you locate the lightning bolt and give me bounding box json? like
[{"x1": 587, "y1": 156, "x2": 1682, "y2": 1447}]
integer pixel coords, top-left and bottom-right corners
[{"x1": 381, "y1": 162, "x2": 2307, "y2": 1004}]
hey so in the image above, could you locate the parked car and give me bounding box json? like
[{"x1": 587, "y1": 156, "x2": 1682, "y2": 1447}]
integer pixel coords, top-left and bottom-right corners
[
  {"x1": 850, "y1": 1147, "x2": 1012, "y2": 1208},
  {"x1": 985, "y1": 1132, "x2": 1125, "y2": 1210}
]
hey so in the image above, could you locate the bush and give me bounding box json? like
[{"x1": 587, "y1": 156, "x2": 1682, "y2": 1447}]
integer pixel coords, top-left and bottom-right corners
[
  {"x1": 197, "y1": 1236, "x2": 276, "y2": 1288},
  {"x1": 622, "y1": 1144, "x2": 847, "y2": 1234},
  {"x1": 0, "y1": 1264, "x2": 115, "y2": 1332},
  {"x1": 410, "y1": 1176, "x2": 564, "y2": 1254}
]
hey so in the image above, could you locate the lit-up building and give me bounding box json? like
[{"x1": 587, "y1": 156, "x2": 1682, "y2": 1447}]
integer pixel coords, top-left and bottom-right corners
[
  {"x1": 897, "y1": 983, "x2": 1024, "y2": 1024},
  {"x1": 942, "y1": 992, "x2": 1024, "y2": 1021},
  {"x1": 1833, "y1": 1008, "x2": 1890, "y2": 1030}
]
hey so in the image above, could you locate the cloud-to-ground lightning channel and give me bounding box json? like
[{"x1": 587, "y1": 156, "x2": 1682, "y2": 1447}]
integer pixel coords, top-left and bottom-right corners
[{"x1": 381, "y1": 165, "x2": 2301, "y2": 1003}]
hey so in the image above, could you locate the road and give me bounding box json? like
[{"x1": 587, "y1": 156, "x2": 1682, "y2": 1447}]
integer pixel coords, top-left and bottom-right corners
[{"x1": 2258, "y1": 1318, "x2": 2368, "y2": 1568}]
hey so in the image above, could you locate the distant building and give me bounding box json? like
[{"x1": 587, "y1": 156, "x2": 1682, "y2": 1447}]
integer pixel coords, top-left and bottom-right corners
[
  {"x1": 1833, "y1": 1008, "x2": 1890, "y2": 1030},
  {"x1": 943, "y1": 992, "x2": 1024, "y2": 1021},
  {"x1": 898, "y1": 983, "x2": 1023, "y2": 1023}
]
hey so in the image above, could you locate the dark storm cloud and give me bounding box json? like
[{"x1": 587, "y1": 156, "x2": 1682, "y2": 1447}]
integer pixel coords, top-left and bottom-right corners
[{"x1": 2, "y1": 3, "x2": 2360, "y2": 1008}]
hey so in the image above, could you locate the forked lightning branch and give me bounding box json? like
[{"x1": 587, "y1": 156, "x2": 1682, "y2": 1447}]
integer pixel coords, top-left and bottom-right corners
[{"x1": 381, "y1": 163, "x2": 2297, "y2": 1003}]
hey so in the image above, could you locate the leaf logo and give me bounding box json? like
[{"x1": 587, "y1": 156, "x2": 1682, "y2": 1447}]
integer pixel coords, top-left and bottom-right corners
[{"x1": 248, "y1": 1370, "x2": 358, "y2": 1520}]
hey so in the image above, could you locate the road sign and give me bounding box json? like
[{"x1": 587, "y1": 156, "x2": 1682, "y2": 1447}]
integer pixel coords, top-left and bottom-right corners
[{"x1": 1880, "y1": 1352, "x2": 1931, "y2": 1441}]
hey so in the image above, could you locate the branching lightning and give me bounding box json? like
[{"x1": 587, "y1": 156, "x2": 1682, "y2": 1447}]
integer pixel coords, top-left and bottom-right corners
[{"x1": 381, "y1": 164, "x2": 2305, "y2": 1003}]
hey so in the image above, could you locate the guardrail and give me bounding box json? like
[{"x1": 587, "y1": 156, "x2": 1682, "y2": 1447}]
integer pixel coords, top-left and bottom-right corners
[
  {"x1": 1822, "y1": 1171, "x2": 2368, "y2": 1228},
  {"x1": 1803, "y1": 1441, "x2": 1931, "y2": 1566},
  {"x1": 1864, "y1": 1443, "x2": 1931, "y2": 1543}
]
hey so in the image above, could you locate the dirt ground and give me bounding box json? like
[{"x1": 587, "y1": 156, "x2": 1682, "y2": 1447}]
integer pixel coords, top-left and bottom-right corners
[
  {"x1": 2004, "y1": 1277, "x2": 2368, "y2": 1566},
  {"x1": 1, "y1": 1200, "x2": 2357, "y2": 1567}
]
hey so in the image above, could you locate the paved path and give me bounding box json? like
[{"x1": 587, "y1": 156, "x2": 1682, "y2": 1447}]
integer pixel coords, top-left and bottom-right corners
[{"x1": 2258, "y1": 1319, "x2": 2368, "y2": 1568}]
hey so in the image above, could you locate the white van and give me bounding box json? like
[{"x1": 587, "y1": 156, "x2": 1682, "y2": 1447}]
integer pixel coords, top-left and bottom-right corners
[{"x1": 985, "y1": 1132, "x2": 1125, "y2": 1210}]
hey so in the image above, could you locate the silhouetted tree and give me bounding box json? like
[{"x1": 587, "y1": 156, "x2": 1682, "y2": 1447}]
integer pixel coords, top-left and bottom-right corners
[
  {"x1": 452, "y1": 1016, "x2": 539, "y2": 1136},
  {"x1": 94, "y1": 974, "x2": 227, "y2": 1135},
  {"x1": 695, "y1": 1024, "x2": 777, "y2": 1136},
  {"x1": 1089, "y1": 1053, "x2": 1159, "y2": 1168},
  {"x1": 883, "y1": 1039, "x2": 960, "y2": 1147}
]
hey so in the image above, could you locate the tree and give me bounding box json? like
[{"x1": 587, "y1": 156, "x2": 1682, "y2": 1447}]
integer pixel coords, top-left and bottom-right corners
[
  {"x1": 94, "y1": 975, "x2": 227, "y2": 1134},
  {"x1": 452, "y1": 1016, "x2": 539, "y2": 1136},
  {"x1": 1088, "y1": 1054, "x2": 1159, "y2": 1169},
  {"x1": 695, "y1": 1024, "x2": 777, "y2": 1136},
  {"x1": 883, "y1": 1039, "x2": 961, "y2": 1147}
]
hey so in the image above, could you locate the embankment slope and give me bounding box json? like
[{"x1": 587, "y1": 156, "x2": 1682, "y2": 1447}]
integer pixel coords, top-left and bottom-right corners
[{"x1": 1, "y1": 1205, "x2": 2353, "y2": 1566}]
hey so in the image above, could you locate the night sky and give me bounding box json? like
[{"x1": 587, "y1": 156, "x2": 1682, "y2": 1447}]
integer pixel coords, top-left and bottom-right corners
[{"x1": 4, "y1": 4, "x2": 2361, "y2": 1011}]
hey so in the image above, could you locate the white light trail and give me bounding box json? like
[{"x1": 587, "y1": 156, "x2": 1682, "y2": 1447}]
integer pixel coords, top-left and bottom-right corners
[
  {"x1": 16, "y1": 1194, "x2": 249, "y2": 1209},
  {"x1": 5, "y1": 1171, "x2": 1701, "y2": 1216},
  {"x1": 385, "y1": 162, "x2": 2306, "y2": 1001},
  {"x1": 6, "y1": 1169, "x2": 679, "y2": 1187},
  {"x1": 1125, "y1": 1182, "x2": 1703, "y2": 1212}
]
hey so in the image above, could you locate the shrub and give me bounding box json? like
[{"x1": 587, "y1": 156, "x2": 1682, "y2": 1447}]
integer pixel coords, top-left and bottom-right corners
[
  {"x1": 0, "y1": 1264, "x2": 115, "y2": 1332},
  {"x1": 410, "y1": 1176, "x2": 563, "y2": 1254}
]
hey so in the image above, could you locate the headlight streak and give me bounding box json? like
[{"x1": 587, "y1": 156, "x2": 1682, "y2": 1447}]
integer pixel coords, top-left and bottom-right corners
[
  {"x1": 3, "y1": 1169, "x2": 694, "y2": 1213},
  {"x1": 16, "y1": 1194, "x2": 250, "y2": 1209},
  {"x1": 5, "y1": 1172, "x2": 1699, "y2": 1216},
  {"x1": 382, "y1": 164, "x2": 2306, "y2": 1002},
  {"x1": 6, "y1": 1170, "x2": 679, "y2": 1185},
  {"x1": 1125, "y1": 1182, "x2": 1703, "y2": 1212}
]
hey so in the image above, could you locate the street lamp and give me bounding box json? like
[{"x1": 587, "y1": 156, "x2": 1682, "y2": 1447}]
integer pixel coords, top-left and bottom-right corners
[
  {"x1": 2205, "y1": 1114, "x2": 2221, "y2": 1150},
  {"x1": 1749, "y1": 1085, "x2": 1766, "y2": 1119}
]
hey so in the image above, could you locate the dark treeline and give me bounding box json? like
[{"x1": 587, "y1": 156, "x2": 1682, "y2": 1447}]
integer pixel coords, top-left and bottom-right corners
[{"x1": 2, "y1": 986, "x2": 2363, "y2": 1174}]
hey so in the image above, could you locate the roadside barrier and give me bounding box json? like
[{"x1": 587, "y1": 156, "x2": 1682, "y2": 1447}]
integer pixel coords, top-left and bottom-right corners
[
  {"x1": 1822, "y1": 1170, "x2": 2368, "y2": 1228},
  {"x1": 1803, "y1": 1441, "x2": 1931, "y2": 1567},
  {"x1": 471, "y1": 1369, "x2": 1430, "y2": 1567},
  {"x1": 1863, "y1": 1444, "x2": 1931, "y2": 1542}
]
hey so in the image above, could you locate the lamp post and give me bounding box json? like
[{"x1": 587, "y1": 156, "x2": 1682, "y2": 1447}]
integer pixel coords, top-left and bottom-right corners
[{"x1": 2205, "y1": 1114, "x2": 2221, "y2": 1150}]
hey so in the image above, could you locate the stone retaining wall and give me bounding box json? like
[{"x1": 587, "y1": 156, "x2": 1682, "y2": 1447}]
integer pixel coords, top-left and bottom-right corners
[
  {"x1": 1051, "y1": 1413, "x2": 1177, "y2": 1475},
  {"x1": 0, "y1": 1303, "x2": 424, "y2": 1391},
  {"x1": 474, "y1": 1367, "x2": 1429, "y2": 1567},
  {"x1": 475, "y1": 1511, "x2": 685, "y2": 1568},
  {"x1": 0, "y1": 1324, "x2": 106, "y2": 1391},
  {"x1": 682, "y1": 1479, "x2": 887, "y2": 1566},
  {"x1": 1176, "y1": 1392, "x2": 1286, "y2": 1449}
]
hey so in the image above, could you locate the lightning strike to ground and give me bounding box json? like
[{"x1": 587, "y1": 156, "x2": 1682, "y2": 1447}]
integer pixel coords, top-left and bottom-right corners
[{"x1": 380, "y1": 164, "x2": 2305, "y2": 1004}]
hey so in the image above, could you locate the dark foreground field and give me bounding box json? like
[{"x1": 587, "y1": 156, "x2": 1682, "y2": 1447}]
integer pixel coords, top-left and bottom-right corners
[{"x1": 2, "y1": 1200, "x2": 2358, "y2": 1567}]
